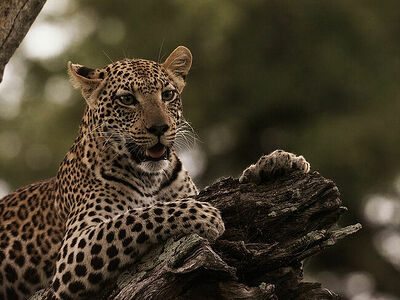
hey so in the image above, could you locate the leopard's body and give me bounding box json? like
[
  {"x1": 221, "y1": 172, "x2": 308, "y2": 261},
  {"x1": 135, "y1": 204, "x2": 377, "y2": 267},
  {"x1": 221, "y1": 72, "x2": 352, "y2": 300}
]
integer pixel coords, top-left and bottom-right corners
[
  {"x1": 0, "y1": 47, "x2": 225, "y2": 300},
  {"x1": 0, "y1": 46, "x2": 310, "y2": 300}
]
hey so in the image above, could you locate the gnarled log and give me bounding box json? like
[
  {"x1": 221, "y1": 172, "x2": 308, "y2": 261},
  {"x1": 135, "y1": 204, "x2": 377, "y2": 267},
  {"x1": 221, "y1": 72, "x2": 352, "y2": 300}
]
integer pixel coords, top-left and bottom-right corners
[{"x1": 30, "y1": 171, "x2": 360, "y2": 300}]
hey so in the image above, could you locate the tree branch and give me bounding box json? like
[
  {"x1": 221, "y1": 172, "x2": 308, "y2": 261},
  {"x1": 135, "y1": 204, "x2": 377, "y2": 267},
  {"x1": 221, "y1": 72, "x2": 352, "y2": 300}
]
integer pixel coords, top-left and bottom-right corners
[
  {"x1": 30, "y1": 171, "x2": 361, "y2": 300},
  {"x1": 0, "y1": 0, "x2": 46, "y2": 82}
]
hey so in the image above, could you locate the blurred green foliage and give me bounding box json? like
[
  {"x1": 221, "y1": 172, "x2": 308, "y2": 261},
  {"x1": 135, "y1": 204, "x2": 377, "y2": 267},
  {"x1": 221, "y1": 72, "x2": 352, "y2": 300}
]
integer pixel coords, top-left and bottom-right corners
[{"x1": 0, "y1": 0, "x2": 400, "y2": 297}]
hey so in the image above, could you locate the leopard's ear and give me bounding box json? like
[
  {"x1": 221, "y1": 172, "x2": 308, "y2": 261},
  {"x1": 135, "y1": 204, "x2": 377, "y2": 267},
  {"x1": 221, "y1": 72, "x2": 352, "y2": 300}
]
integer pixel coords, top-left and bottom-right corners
[
  {"x1": 68, "y1": 61, "x2": 106, "y2": 108},
  {"x1": 162, "y1": 46, "x2": 192, "y2": 92}
]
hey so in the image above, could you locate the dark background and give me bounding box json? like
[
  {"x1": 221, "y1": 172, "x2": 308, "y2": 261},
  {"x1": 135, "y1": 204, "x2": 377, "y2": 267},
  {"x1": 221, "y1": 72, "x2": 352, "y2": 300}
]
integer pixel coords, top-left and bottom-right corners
[{"x1": 0, "y1": 1, "x2": 399, "y2": 298}]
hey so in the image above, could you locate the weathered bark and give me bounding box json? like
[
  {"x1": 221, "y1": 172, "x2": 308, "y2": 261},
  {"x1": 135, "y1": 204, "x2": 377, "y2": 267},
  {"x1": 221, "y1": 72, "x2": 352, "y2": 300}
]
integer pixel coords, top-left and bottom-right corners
[
  {"x1": 30, "y1": 170, "x2": 361, "y2": 300},
  {"x1": 0, "y1": 0, "x2": 46, "y2": 82}
]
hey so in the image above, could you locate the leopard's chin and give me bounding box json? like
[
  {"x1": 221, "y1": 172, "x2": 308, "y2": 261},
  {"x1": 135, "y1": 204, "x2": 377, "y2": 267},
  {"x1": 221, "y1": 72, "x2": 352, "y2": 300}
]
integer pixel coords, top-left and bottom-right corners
[{"x1": 139, "y1": 159, "x2": 171, "y2": 174}]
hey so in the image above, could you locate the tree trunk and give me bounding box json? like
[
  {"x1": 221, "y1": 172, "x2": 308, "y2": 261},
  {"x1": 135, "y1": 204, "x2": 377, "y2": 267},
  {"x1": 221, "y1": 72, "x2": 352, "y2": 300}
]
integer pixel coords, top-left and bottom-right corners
[
  {"x1": 30, "y1": 170, "x2": 361, "y2": 300},
  {"x1": 0, "y1": 0, "x2": 46, "y2": 82}
]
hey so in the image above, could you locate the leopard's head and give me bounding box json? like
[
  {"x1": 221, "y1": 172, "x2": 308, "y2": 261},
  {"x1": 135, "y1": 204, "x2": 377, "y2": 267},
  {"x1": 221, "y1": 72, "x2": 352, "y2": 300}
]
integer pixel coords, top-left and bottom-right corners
[{"x1": 68, "y1": 46, "x2": 192, "y2": 173}]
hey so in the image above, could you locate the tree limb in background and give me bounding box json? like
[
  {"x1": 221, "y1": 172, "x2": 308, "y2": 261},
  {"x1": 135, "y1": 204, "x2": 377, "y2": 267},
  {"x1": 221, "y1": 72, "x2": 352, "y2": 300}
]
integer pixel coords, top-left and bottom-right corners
[
  {"x1": 30, "y1": 171, "x2": 361, "y2": 300},
  {"x1": 0, "y1": 0, "x2": 47, "y2": 83}
]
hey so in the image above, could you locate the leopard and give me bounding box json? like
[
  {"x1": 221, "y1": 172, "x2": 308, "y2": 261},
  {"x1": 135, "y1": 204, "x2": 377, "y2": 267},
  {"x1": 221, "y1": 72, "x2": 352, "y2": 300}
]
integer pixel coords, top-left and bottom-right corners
[{"x1": 0, "y1": 46, "x2": 310, "y2": 300}]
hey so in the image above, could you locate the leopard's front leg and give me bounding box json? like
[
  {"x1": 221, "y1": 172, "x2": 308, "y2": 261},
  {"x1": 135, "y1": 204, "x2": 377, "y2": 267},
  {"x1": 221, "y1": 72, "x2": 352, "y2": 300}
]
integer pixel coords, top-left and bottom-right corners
[
  {"x1": 51, "y1": 199, "x2": 224, "y2": 299},
  {"x1": 239, "y1": 149, "x2": 310, "y2": 184}
]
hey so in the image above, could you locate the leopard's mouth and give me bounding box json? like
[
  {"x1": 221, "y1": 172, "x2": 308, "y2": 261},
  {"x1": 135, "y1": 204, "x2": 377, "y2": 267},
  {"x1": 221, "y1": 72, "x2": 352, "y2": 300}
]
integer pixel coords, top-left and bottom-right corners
[
  {"x1": 144, "y1": 143, "x2": 169, "y2": 161},
  {"x1": 126, "y1": 141, "x2": 169, "y2": 163}
]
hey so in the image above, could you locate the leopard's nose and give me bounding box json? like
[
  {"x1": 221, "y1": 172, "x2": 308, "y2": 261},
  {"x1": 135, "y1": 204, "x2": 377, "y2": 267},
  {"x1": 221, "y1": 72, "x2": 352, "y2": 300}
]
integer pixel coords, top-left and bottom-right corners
[{"x1": 147, "y1": 124, "x2": 169, "y2": 137}]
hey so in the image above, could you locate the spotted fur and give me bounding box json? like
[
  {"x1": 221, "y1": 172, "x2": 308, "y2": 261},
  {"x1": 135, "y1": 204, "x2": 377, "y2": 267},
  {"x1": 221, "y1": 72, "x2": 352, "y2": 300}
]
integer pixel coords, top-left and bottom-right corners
[{"x1": 0, "y1": 46, "x2": 225, "y2": 300}]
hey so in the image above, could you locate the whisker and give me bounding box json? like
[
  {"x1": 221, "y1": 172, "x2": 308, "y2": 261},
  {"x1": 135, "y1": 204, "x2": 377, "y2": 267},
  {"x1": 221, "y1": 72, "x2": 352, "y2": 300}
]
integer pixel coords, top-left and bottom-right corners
[
  {"x1": 102, "y1": 50, "x2": 114, "y2": 64},
  {"x1": 157, "y1": 38, "x2": 165, "y2": 63},
  {"x1": 101, "y1": 132, "x2": 118, "y2": 151}
]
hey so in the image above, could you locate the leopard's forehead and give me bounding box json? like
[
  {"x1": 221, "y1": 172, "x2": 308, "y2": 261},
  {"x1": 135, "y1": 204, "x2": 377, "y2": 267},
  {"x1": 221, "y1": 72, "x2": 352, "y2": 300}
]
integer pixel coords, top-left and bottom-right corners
[{"x1": 104, "y1": 58, "x2": 171, "y2": 94}]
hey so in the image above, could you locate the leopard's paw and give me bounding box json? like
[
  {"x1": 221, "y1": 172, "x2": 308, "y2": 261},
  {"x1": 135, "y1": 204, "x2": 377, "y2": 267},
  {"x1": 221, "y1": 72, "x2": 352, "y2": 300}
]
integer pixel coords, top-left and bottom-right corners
[
  {"x1": 239, "y1": 150, "x2": 310, "y2": 184},
  {"x1": 200, "y1": 204, "x2": 225, "y2": 243},
  {"x1": 181, "y1": 201, "x2": 225, "y2": 243}
]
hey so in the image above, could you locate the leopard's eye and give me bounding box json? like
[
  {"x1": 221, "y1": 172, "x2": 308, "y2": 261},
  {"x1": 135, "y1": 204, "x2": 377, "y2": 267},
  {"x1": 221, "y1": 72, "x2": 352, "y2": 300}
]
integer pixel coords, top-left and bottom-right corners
[
  {"x1": 162, "y1": 90, "x2": 176, "y2": 101},
  {"x1": 117, "y1": 94, "x2": 138, "y2": 106}
]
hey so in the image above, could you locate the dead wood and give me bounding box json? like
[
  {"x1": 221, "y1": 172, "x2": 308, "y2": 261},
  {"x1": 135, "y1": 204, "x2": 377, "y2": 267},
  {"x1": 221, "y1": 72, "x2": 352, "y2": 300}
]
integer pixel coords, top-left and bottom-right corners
[{"x1": 30, "y1": 171, "x2": 361, "y2": 300}]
